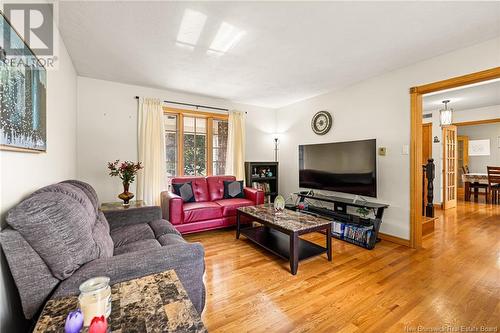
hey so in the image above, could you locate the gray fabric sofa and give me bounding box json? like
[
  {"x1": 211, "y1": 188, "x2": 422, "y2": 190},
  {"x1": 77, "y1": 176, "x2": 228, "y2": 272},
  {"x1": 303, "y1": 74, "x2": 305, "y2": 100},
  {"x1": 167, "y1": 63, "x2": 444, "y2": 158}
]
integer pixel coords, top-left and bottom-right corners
[{"x1": 0, "y1": 180, "x2": 205, "y2": 321}]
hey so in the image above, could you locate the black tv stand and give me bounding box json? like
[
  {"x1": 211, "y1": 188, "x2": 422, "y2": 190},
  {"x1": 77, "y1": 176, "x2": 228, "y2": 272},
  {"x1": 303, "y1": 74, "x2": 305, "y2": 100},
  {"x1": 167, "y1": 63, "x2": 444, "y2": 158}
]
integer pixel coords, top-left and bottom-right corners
[{"x1": 292, "y1": 193, "x2": 389, "y2": 250}]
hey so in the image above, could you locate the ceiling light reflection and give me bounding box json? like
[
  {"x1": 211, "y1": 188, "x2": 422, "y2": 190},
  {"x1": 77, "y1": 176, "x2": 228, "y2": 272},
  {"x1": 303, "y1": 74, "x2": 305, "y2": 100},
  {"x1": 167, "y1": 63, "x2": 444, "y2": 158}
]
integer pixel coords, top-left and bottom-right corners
[
  {"x1": 208, "y1": 22, "x2": 246, "y2": 54},
  {"x1": 176, "y1": 9, "x2": 207, "y2": 47}
]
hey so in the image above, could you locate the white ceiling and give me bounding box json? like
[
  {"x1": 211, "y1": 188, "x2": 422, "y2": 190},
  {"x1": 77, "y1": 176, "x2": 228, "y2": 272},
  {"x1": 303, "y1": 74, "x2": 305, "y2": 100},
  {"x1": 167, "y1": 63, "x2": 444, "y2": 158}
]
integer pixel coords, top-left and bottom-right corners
[
  {"x1": 423, "y1": 80, "x2": 500, "y2": 113},
  {"x1": 58, "y1": 1, "x2": 500, "y2": 108}
]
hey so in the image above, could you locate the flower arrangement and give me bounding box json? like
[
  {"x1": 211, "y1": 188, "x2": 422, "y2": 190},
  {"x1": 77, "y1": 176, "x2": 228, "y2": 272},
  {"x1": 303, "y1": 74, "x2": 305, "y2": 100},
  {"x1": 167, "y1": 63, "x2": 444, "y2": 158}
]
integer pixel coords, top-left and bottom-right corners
[
  {"x1": 107, "y1": 160, "x2": 143, "y2": 184},
  {"x1": 107, "y1": 160, "x2": 143, "y2": 205}
]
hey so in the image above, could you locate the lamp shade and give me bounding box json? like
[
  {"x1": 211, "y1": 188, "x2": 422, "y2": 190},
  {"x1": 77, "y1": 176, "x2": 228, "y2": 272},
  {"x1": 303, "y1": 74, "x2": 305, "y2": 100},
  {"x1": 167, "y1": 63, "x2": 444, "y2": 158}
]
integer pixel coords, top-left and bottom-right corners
[{"x1": 439, "y1": 100, "x2": 453, "y2": 126}]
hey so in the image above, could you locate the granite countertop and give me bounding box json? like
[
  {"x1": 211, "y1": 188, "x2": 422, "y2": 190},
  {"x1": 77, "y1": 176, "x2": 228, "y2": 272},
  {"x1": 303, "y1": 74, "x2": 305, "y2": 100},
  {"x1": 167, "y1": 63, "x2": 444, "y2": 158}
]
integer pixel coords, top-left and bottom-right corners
[
  {"x1": 34, "y1": 270, "x2": 207, "y2": 333},
  {"x1": 238, "y1": 204, "x2": 331, "y2": 232}
]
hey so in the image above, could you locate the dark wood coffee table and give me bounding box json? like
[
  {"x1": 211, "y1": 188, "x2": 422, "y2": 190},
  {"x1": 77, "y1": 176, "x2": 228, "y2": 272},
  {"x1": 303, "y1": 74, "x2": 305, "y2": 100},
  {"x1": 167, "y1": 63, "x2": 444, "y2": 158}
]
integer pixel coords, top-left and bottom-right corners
[{"x1": 236, "y1": 204, "x2": 332, "y2": 275}]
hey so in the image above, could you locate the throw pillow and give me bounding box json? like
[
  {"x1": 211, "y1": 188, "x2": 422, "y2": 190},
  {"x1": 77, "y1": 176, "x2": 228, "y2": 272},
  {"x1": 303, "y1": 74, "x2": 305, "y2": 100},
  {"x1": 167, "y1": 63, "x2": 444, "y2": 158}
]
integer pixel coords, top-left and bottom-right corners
[
  {"x1": 223, "y1": 180, "x2": 245, "y2": 199},
  {"x1": 172, "y1": 182, "x2": 196, "y2": 202}
]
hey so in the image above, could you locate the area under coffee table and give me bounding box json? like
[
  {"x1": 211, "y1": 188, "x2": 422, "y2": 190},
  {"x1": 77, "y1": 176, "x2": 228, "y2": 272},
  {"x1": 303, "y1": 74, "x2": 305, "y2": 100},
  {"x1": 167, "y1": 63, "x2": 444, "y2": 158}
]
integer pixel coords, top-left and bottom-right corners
[{"x1": 236, "y1": 204, "x2": 332, "y2": 275}]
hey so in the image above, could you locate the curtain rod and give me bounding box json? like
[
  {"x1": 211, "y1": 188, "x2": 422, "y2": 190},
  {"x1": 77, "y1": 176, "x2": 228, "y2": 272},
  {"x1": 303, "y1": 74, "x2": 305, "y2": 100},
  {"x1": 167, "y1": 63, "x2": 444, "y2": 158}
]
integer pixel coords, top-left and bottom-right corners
[{"x1": 134, "y1": 96, "x2": 237, "y2": 113}]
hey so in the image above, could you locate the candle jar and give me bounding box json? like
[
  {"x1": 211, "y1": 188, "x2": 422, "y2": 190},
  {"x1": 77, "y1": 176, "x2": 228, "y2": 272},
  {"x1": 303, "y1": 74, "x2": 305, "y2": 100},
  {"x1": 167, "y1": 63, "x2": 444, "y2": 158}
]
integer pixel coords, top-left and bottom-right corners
[{"x1": 78, "y1": 277, "x2": 112, "y2": 327}]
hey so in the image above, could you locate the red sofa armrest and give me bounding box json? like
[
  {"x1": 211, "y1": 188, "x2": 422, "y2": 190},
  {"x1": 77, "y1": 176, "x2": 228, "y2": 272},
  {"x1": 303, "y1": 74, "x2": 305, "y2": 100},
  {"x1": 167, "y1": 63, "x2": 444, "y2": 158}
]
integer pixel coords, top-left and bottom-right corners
[
  {"x1": 160, "y1": 191, "x2": 184, "y2": 225},
  {"x1": 244, "y1": 187, "x2": 265, "y2": 205}
]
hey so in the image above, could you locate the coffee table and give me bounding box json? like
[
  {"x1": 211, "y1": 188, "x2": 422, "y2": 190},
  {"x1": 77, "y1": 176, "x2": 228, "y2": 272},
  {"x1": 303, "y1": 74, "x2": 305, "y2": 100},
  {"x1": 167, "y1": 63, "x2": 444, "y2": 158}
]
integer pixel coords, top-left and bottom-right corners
[{"x1": 237, "y1": 204, "x2": 332, "y2": 275}]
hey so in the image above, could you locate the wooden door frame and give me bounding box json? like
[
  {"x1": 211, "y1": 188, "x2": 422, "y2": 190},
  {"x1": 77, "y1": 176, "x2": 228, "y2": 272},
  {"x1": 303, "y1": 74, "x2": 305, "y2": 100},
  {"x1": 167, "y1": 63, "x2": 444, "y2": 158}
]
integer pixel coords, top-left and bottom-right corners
[{"x1": 409, "y1": 67, "x2": 500, "y2": 249}]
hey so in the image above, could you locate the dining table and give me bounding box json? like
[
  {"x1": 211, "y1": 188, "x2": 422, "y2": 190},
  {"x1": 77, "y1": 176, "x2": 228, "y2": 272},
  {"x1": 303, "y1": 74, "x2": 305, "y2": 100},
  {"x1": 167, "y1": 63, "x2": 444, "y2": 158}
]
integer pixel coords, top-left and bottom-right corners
[{"x1": 462, "y1": 173, "x2": 488, "y2": 201}]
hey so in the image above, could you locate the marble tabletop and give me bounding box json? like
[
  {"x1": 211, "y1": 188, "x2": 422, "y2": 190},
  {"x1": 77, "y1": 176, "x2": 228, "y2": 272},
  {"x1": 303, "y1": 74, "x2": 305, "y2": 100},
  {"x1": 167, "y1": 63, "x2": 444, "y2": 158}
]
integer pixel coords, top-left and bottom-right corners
[
  {"x1": 34, "y1": 270, "x2": 207, "y2": 333},
  {"x1": 462, "y1": 173, "x2": 488, "y2": 183},
  {"x1": 100, "y1": 200, "x2": 147, "y2": 211},
  {"x1": 238, "y1": 204, "x2": 331, "y2": 232}
]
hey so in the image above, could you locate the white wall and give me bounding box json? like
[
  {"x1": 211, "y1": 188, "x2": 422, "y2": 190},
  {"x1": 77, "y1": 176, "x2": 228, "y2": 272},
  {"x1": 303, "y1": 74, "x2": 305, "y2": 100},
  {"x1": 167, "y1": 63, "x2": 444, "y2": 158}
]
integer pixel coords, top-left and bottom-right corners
[
  {"x1": 0, "y1": 37, "x2": 78, "y2": 331},
  {"x1": 458, "y1": 123, "x2": 500, "y2": 172},
  {"x1": 77, "y1": 77, "x2": 276, "y2": 202},
  {"x1": 276, "y1": 37, "x2": 500, "y2": 240},
  {"x1": 423, "y1": 104, "x2": 500, "y2": 202}
]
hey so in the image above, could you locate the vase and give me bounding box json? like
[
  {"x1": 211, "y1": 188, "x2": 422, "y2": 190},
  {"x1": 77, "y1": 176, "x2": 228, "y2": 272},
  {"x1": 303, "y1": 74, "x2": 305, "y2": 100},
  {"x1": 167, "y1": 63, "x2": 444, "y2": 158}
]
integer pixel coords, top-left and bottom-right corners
[
  {"x1": 273, "y1": 195, "x2": 285, "y2": 212},
  {"x1": 118, "y1": 182, "x2": 134, "y2": 206}
]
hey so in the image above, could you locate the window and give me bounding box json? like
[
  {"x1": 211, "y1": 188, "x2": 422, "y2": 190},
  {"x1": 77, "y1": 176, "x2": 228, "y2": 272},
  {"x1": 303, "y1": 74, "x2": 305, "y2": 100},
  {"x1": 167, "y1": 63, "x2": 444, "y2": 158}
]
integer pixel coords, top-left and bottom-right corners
[
  {"x1": 212, "y1": 119, "x2": 228, "y2": 175},
  {"x1": 164, "y1": 108, "x2": 228, "y2": 178},
  {"x1": 183, "y1": 116, "x2": 207, "y2": 176},
  {"x1": 164, "y1": 114, "x2": 178, "y2": 177}
]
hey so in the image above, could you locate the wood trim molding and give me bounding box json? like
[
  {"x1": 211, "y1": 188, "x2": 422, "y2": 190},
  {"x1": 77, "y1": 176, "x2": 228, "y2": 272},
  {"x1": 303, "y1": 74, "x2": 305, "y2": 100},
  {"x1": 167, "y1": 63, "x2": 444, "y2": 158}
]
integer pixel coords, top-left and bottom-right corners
[
  {"x1": 409, "y1": 67, "x2": 500, "y2": 94},
  {"x1": 378, "y1": 233, "x2": 410, "y2": 247},
  {"x1": 178, "y1": 113, "x2": 184, "y2": 175},
  {"x1": 409, "y1": 66, "x2": 500, "y2": 249},
  {"x1": 453, "y1": 118, "x2": 500, "y2": 127},
  {"x1": 410, "y1": 91, "x2": 423, "y2": 249},
  {"x1": 207, "y1": 118, "x2": 213, "y2": 176},
  {"x1": 165, "y1": 107, "x2": 228, "y2": 177}
]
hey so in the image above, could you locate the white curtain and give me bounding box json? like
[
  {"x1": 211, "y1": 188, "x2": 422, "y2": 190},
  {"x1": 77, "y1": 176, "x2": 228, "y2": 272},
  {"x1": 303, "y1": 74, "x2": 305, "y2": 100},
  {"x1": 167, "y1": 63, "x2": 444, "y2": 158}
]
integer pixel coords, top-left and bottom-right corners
[
  {"x1": 137, "y1": 98, "x2": 166, "y2": 205},
  {"x1": 227, "y1": 111, "x2": 246, "y2": 181}
]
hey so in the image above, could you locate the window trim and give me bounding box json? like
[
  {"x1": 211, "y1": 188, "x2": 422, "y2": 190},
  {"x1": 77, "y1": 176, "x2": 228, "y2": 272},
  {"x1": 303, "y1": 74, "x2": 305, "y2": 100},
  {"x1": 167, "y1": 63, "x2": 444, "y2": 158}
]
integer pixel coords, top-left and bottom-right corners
[{"x1": 164, "y1": 107, "x2": 228, "y2": 177}]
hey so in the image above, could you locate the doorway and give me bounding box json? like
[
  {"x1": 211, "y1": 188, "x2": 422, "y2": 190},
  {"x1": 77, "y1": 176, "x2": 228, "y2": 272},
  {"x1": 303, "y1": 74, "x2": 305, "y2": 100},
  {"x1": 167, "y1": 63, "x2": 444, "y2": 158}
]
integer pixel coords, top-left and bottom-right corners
[
  {"x1": 409, "y1": 67, "x2": 500, "y2": 249},
  {"x1": 457, "y1": 135, "x2": 469, "y2": 197}
]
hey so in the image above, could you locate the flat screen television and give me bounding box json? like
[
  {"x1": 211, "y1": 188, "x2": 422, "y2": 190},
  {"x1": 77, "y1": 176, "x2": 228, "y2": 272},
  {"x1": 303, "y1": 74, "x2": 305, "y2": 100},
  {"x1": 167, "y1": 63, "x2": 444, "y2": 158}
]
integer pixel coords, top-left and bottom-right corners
[{"x1": 299, "y1": 139, "x2": 377, "y2": 197}]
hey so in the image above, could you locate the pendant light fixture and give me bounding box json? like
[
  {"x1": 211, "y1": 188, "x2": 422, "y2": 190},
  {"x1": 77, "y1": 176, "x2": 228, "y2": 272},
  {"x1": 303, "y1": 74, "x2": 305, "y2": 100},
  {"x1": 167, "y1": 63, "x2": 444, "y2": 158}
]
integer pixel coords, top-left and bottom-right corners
[{"x1": 439, "y1": 100, "x2": 453, "y2": 126}]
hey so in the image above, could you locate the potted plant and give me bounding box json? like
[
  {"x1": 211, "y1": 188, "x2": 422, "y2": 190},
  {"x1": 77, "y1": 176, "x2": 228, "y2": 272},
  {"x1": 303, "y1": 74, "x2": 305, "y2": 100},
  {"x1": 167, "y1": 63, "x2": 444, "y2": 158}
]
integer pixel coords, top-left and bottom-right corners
[
  {"x1": 107, "y1": 160, "x2": 143, "y2": 206},
  {"x1": 356, "y1": 206, "x2": 370, "y2": 220}
]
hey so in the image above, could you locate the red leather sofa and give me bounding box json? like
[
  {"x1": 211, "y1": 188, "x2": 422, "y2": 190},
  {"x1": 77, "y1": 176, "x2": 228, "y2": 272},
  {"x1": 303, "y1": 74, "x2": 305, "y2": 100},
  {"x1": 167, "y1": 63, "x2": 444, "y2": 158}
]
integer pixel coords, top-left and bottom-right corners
[{"x1": 160, "y1": 176, "x2": 264, "y2": 234}]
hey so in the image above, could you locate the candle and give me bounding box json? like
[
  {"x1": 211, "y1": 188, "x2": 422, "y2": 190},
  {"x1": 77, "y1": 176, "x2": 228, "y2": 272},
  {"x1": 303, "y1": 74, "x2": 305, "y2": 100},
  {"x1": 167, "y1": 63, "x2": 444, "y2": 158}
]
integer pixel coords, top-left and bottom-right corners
[{"x1": 78, "y1": 277, "x2": 111, "y2": 326}]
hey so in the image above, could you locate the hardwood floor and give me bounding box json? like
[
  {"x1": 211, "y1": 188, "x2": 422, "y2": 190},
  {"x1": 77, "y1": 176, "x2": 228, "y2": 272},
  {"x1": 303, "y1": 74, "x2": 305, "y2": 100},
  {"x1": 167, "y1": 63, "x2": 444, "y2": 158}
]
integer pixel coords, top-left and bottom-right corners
[{"x1": 185, "y1": 201, "x2": 500, "y2": 332}]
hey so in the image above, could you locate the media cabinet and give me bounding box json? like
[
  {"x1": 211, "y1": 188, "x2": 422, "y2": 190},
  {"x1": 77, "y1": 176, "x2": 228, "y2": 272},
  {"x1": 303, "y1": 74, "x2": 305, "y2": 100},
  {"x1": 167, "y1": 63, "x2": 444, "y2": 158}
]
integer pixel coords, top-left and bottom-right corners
[{"x1": 287, "y1": 193, "x2": 389, "y2": 249}]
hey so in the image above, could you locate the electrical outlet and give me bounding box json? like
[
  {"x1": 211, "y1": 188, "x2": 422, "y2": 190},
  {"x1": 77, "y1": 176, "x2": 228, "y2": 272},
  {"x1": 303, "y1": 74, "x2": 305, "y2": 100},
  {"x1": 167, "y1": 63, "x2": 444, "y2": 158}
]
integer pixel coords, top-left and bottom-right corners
[{"x1": 378, "y1": 147, "x2": 387, "y2": 156}]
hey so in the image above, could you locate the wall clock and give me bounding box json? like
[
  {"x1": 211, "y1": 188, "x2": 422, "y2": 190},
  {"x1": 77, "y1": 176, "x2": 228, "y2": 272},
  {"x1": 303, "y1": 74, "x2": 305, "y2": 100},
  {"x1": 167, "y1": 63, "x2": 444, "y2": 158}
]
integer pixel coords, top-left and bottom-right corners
[{"x1": 311, "y1": 111, "x2": 333, "y2": 135}]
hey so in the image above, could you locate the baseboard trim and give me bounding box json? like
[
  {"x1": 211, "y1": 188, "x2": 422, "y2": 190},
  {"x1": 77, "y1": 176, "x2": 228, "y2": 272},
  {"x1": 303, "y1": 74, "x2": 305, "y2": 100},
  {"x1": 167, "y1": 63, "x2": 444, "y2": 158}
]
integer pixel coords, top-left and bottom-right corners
[{"x1": 378, "y1": 233, "x2": 410, "y2": 247}]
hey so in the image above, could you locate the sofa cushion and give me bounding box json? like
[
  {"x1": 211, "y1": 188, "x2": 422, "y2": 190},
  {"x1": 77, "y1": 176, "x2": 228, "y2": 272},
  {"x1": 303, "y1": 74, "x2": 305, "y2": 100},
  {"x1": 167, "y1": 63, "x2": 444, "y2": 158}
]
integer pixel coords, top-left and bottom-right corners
[
  {"x1": 214, "y1": 198, "x2": 255, "y2": 217},
  {"x1": 223, "y1": 180, "x2": 244, "y2": 199},
  {"x1": 31, "y1": 183, "x2": 97, "y2": 226},
  {"x1": 183, "y1": 202, "x2": 223, "y2": 223},
  {"x1": 113, "y1": 239, "x2": 161, "y2": 256},
  {"x1": 93, "y1": 212, "x2": 114, "y2": 257},
  {"x1": 61, "y1": 180, "x2": 100, "y2": 213},
  {"x1": 6, "y1": 188, "x2": 101, "y2": 280},
  {"x1": 110, "y1": 223, "x2": 155, "y2": 248},
  {"x1": 53, "y1": 241, "x2": 206, "y2": 314},
  {"x1": 171, "y1": 177, "x2": 210, "y2": 202},
  {"x1": 206, "y1": 176, "x2": 236, "y2": 201}
]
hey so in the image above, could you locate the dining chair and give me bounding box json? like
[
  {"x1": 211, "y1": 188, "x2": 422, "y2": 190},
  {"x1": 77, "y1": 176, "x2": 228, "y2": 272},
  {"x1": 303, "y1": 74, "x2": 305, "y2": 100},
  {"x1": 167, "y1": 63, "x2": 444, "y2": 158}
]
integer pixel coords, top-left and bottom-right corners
[
  {"x1": 463, "y1": 165, "x2": 488, "y2": 202},
  {"x1": 487, "y1": 166, "x2": 500, "y2": 204}
]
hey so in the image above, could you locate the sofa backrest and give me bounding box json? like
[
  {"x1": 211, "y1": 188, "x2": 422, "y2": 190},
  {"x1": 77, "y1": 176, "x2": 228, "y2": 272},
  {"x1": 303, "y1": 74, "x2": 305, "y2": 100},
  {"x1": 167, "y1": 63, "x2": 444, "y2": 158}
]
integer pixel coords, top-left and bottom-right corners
[
  {"x1": 0, "y1": 180, "x2": 113, "y2": 319},
  {"x1": 207, "y1": 176, "x2": 236, "y2": 201},
  {"x1": 0, "y1": 228, "x2": 59, "y2": 319},
  {"x1": 171, "y1": 177, "x2": 210, "y2": 202}
]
